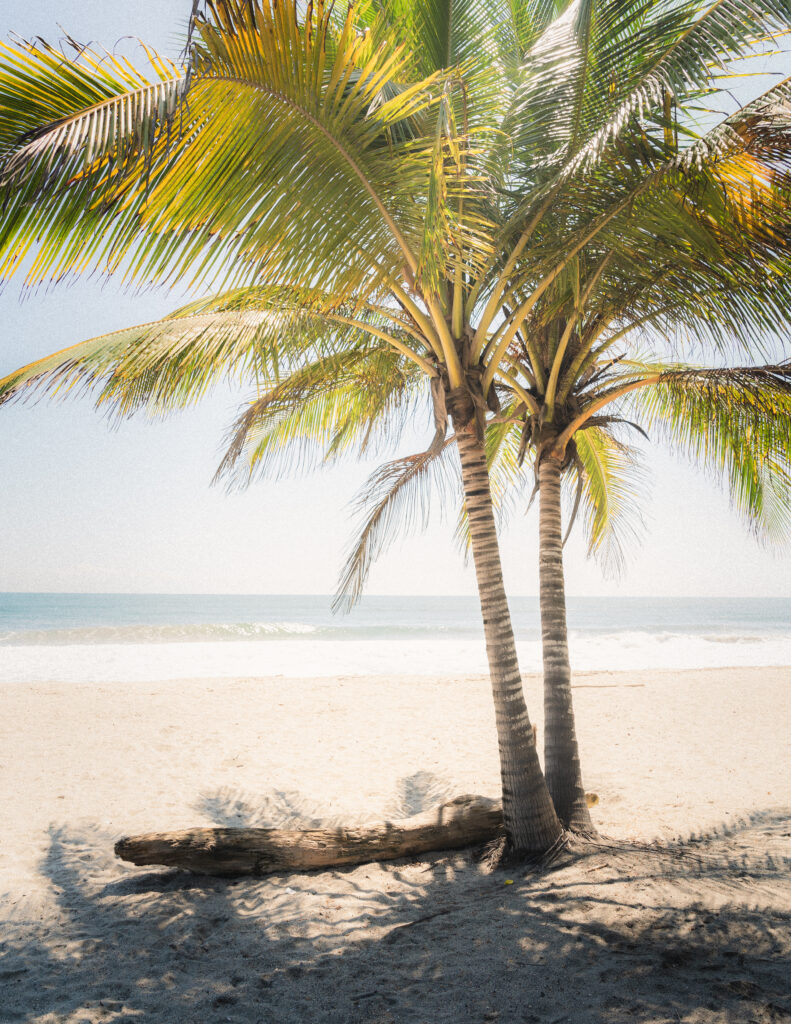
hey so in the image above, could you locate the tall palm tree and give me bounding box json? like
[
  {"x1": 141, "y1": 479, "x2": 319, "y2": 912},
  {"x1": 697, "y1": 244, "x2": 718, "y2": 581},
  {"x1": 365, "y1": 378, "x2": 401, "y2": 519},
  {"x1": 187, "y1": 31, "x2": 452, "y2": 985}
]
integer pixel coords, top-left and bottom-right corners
[
  {"x1": 487, "y1": 349, "x2": 791, "y2": 834},
  {"x1": 3, "y1": 0, "x2": 791, "y2": 849}
]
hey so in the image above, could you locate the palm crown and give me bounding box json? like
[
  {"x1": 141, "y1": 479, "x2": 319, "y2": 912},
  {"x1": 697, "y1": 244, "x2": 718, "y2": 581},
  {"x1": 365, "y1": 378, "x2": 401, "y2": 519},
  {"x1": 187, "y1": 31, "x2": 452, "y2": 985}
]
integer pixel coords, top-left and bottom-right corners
[{"x1": 2, "y1": 0, "x2": 791, "y2": 406}]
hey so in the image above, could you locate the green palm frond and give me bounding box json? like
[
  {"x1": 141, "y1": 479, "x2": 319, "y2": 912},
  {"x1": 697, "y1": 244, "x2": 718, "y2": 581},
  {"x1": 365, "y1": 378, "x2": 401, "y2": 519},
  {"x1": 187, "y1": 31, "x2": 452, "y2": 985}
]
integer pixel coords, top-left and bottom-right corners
[
  {"x1": 0, "y1": 0, "x2": 446, "y2": 297},
  {"x1": 509, "y1": 0, "x2": 791, "y2": 184},
  {"x1": 481, "y1": 57, "x2": 791, "y2": 360},
  {"x1": 0, "y1": 38, "x2": 183, "y2": 184},
  {"x1": 356, "y1": 0, "x2": 525, "y2": 126},
  {"x1": 572, "y1": 426, "x2": 644, "y2": 573},
  {"x1": 0, "y1": 310, "x2": 274, "y2": 416},
  {"x1": 393, "y1": 0, "x2": 505, "y2": 72},
  {"x1": 215, "y1": 345, "x2": 427, "y2": 485},
  {"x1": 0, "y1": 38, "x2": 185, "y2": 283},
  {"x1": 626, "y1": 362, "x2": 791, "y2": 540},
  {"x1": 486, "y1": 407, "x2": 536, "y2": 523},
  {"x1": 0, "y1": 282, "x2": 424, "y2": 418}
]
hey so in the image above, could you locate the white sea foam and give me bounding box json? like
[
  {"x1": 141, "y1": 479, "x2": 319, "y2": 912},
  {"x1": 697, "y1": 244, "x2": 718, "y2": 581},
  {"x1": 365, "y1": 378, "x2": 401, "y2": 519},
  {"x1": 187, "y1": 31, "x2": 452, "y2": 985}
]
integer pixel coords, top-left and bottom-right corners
[
  {"x1": 1, "y1": 630, "x2": 791, "y2": 683},
  {"x1": 0, "y1": 621, "x2": 319, "y2": 645}
]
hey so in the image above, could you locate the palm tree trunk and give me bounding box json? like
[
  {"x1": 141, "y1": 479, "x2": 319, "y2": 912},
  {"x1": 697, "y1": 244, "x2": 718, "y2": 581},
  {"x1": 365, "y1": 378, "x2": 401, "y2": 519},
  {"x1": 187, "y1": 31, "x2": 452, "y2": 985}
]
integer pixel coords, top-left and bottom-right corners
[
  {"x1": 455, "y1": 424, "x2": 563, "y2": 856},
  {"x1": 538, "y1": 454, "x2": 595, "y2": 835}
]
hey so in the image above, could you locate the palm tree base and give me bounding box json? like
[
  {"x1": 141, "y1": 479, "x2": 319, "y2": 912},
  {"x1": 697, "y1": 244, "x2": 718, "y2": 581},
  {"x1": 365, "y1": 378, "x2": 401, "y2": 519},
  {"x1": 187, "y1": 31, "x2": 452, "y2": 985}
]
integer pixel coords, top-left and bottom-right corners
[
  {"x1": 479, "y1": 830, "x2": 571, "y2": 871},
  {"x1": 546, "y1": 779, "x2": 599, "y2": 837}
]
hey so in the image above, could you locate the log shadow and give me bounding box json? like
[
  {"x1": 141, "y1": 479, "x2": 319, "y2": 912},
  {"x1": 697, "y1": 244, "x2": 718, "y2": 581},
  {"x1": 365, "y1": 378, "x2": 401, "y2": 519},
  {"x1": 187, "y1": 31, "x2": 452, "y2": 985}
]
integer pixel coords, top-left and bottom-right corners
[{"x1": 1, "y1": 809, "x2": 789, "y2": 1023}]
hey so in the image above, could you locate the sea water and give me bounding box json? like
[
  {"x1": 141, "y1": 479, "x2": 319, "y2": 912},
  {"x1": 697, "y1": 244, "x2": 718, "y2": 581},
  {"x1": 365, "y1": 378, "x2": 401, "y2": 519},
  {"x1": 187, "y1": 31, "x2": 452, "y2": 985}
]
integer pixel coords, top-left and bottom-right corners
[{"x1": 1, "y1": 593, "x2": 790, "y2": 682}]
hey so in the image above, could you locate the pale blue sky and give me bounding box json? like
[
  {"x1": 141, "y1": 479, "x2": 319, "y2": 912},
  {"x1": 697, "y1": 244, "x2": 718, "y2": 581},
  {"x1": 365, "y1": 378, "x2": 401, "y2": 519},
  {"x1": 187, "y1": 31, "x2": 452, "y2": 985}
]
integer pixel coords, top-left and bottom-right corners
[{"x1": 1, "y1": 1, "x2": 790, "y2": 597}]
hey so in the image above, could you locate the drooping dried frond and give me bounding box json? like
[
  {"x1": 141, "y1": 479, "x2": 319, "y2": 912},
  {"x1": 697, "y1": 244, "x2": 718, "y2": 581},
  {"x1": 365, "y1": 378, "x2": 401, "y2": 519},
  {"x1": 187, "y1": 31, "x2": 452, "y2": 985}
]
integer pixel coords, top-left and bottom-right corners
[{"x1": 333, "y1": 437, "x2": 459, "y2": 611}]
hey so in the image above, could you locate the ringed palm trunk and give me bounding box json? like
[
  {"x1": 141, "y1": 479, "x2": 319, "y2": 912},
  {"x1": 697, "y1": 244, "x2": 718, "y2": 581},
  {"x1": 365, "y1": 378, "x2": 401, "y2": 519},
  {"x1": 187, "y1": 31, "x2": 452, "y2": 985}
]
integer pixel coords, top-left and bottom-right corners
[
  {"x1": 455, "y1": 422, "x2": 563, "y2": 856},
  {"x1": 538, "y1": 454, "x2": 595, "y2": 835}
]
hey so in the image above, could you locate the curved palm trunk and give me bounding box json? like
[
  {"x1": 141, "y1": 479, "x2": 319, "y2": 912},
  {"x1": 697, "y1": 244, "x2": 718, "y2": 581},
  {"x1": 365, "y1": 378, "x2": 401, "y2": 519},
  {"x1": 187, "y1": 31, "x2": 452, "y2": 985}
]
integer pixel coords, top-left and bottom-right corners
[
  {"x1": 538, "y1": 455, "x2": 595, "y2": 835},
  {"x1": 455, "y1": 425, "x2": 563, "y2": 856}
]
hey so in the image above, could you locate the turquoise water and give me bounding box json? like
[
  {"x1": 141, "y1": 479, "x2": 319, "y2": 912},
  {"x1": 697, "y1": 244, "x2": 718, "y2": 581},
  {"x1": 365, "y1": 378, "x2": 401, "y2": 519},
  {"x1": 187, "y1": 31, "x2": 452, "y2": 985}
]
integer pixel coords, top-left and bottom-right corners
[{"x1": 1, "y1": 593, "x2": 790, "y2": 681}]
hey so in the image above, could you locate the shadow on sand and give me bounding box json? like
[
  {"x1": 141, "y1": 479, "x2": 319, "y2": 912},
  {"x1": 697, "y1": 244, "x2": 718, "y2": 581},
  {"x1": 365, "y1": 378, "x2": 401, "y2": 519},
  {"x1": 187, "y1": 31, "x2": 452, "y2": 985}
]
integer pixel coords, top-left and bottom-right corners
[
  {"x1": 193, "y1": 770, "x2": 460, "y2": 830},
  {"x1": 1, "y1": 779, "x2": 789, "y2": 1024}
]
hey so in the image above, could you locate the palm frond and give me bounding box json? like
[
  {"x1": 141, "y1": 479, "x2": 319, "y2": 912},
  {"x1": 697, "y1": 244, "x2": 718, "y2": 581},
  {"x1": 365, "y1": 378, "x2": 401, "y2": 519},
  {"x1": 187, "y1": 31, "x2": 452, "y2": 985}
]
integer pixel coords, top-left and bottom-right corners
[
  {"x1": 0, "y1": 0, "x2": 445, "y2": 300},
  {"x1": 0, "y1": 283, "x2": 421, "y2": 418},
  {"x1": 0, "y1": 38, "x2": 184, "y2": 184},
  {"x1": 333, "y1": 437, "x2": 459, "y2": 611},
  {"x1": 509, "y1": 0, "x2": 791, "y2": 184},
  {"x1": 0, "y1": 310, "x2": 275, "y2": 416},
  {"x1": 572, "y1": 426, "x2": 645, "y2": 573},
  {"x1": 627, "y1": 362, "x2": 791, "y2": 541},
  {"x1": 215, "y1": 345, "x2": 428, "y2": 485}
]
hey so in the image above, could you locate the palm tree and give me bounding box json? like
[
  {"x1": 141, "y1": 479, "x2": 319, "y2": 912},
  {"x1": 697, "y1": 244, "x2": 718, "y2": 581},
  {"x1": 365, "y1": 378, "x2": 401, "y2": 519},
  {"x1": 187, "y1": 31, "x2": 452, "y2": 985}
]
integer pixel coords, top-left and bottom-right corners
[
  {"x1": 207, "y1": 71, "x2": 791, "y2": 836},
  {"x1": 207, "y1": 329, "x2": 791, "y2": 839},
  {"x1": 3, "y1": 0, "x2": 791, "y2": 849},
  {"x1": 492, "y1": 348, "x2": 791, "y2": 834},
  {"x1": 1, "y1": 0, "x2": 568, "y2": 856}
]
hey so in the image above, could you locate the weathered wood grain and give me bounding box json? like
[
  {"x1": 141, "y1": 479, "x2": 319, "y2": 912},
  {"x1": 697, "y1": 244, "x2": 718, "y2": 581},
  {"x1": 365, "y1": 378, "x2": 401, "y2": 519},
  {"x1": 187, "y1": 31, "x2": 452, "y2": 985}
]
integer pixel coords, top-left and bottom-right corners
[{"x1": 114, "y1": 794, "x2": 505, "y2": 876}]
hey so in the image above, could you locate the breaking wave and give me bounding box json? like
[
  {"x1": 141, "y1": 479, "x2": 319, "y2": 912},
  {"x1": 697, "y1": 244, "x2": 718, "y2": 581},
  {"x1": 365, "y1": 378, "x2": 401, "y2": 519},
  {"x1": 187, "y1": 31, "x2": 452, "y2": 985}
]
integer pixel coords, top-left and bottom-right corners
[{"x1": 0, "y1": 621, "x2": 321, "y2": 646}]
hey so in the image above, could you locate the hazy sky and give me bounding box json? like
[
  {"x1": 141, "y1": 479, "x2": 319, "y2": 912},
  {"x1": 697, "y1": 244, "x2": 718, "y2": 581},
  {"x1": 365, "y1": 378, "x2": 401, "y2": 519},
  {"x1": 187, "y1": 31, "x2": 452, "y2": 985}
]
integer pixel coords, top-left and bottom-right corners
[{"x1": 1, "y1": 1, "x2": 791, "y2": 597}]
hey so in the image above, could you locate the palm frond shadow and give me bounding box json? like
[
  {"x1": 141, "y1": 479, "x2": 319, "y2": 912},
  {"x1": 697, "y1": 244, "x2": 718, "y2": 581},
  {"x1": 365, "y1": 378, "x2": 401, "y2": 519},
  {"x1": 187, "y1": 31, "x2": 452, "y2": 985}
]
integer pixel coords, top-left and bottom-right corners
[
  {"x1": 384, "y1": 770, "x2": 458, "y2": 819},
  {"x1": 195, "y1": 786, "x2": 331, "y2": 829},
  {"x1": 548, "y1": 808, "x2": 791, "y2": 903},
  {"x1": 1, "y1": 807, "x2": 789, "y2": 1023},
  {"x1": 193, "y1": 771, "x2": 458, "y2": 829}
]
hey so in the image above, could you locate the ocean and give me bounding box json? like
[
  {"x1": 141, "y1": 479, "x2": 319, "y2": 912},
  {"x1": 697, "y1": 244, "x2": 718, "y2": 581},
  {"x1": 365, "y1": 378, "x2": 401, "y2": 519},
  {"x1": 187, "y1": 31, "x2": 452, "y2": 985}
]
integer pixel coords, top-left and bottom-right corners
[{"x1": 1, "y1": 593, "x2": 790, "y2": 682}]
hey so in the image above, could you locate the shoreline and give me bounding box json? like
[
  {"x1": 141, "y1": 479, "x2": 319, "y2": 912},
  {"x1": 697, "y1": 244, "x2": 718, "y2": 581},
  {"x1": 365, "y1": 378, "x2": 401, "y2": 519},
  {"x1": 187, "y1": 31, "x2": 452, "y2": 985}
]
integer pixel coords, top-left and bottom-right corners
[
  {"x1": 3, "y1": 638, "x2": 791, "y2": 684},
  {"x1": 1, "y1": 661, "x2": 787, "y2": 678}
]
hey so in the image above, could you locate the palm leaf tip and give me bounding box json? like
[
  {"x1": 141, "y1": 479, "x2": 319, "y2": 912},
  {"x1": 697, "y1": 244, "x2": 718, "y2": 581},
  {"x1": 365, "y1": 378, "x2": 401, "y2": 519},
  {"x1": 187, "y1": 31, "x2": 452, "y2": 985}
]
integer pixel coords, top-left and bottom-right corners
[
  {"x1": 572, "y1": 427, "x2": 645, "y2": 575},
  {"x1": 0, "y1": 38, "x2": 185, "y2": 189},
  {"x1": 632, "y1": 362, "x2": 791, "y2": 543},
  {"x1": 333, "y1": 439, "x2": 458, "y2": 613}
]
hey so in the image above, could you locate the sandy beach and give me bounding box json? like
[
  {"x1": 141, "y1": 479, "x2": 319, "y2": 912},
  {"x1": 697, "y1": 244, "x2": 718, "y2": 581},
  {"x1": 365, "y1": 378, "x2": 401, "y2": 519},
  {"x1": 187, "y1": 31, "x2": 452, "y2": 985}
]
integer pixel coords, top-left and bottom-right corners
[{"x1": 1, "y1": 666, "x2": 789, "y2": 1023}]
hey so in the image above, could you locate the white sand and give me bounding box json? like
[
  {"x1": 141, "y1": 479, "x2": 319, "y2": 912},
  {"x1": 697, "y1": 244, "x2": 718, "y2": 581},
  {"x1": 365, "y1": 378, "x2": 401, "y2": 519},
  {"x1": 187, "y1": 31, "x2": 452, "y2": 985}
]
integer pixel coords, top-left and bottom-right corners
[{"x1": 1, "y1": 667, "x2": 790, "y2": 1023}]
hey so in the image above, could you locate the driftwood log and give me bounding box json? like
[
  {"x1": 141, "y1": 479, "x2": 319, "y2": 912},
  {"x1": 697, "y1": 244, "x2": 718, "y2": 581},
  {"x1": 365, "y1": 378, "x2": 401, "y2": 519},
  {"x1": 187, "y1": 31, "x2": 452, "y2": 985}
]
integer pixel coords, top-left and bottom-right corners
[{"x1": 114, "y1": 794, "x2": 504, "y2": 876}]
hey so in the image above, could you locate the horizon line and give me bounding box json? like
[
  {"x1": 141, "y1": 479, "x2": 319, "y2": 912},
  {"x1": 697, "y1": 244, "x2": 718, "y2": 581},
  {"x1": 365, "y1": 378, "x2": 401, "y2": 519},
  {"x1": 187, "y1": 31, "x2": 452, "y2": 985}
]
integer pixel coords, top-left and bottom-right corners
[{"x1": 2, "y1": 591, "x2": 790, "y2": 600}]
